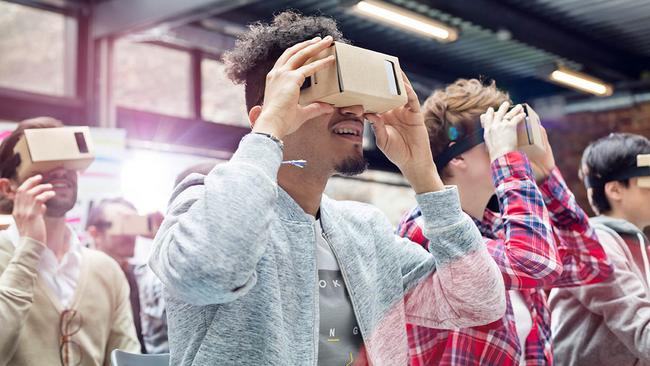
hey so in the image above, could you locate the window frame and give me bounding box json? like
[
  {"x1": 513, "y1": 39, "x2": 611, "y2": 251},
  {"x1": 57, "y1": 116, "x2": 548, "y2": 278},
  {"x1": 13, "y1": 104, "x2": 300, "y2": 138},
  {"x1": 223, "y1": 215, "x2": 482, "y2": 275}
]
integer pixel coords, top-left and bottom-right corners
[{"x1": 0, "y1": 0, "x2": 91, "y2": 125}]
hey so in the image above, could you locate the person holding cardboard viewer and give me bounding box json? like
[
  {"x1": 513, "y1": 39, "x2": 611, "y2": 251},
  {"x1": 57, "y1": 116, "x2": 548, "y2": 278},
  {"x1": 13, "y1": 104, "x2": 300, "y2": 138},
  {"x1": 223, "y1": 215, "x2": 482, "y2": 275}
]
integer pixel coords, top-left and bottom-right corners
[
  {"x1": 0, "y1": 117, "x2": 140, "y2": 366},
  {"x1": 550, "y1": 133, "x2": 650, "y2": 366},
  {"x1": 86, "y1": 197, "x2": 164, "y2": 354},
  {"x1": 397, "y1": 78, "x2": 612, "y2": 365},
  {"x1": 149, "y1": 11, "x2": 506, "y2": 365}
]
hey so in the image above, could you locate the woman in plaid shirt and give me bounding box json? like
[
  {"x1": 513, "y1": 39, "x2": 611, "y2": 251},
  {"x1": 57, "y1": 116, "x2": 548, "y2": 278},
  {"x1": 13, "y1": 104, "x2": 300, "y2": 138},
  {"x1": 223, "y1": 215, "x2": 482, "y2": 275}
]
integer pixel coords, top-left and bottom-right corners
[{"x1": 397, "y1": 78, "x2": 613, "y2": 365}]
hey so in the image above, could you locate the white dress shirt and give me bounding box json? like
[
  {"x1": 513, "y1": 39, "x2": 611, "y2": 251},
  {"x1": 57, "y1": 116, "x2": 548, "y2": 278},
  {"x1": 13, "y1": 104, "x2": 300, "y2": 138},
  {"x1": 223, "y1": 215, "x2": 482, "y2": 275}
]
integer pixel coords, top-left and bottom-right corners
[{"x1": 4, "y1": 221, "x2": 82, "y2": 308}]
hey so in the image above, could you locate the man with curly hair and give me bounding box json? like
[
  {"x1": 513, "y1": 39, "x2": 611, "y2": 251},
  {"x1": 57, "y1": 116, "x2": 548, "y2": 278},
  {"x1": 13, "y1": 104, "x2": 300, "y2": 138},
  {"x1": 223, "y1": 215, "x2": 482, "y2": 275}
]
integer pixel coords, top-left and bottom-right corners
[{"x1": 149, "y1": 12, "x2": 506, "y2": 365}]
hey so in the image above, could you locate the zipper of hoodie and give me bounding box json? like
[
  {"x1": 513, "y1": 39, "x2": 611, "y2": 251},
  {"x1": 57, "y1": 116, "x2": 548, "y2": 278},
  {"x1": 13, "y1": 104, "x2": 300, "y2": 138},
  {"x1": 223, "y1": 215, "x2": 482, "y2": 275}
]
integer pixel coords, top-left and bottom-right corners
[
  {"x1": 321, "y1": 230, "x2": 367, "y2": 362},
  {"x1": 312, "y1": 223, "x2": 320, "y2": 366},
  {"x1": 637, "y1": 233, "x2": 650, "y2": 287}
]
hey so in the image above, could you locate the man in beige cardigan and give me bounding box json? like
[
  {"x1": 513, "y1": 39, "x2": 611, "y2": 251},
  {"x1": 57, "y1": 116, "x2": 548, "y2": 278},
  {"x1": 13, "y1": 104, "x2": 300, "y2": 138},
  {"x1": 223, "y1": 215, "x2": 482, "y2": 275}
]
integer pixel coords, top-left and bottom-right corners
[{"x1": 0, "y1": 117, "x2": 140, "y2": 366}]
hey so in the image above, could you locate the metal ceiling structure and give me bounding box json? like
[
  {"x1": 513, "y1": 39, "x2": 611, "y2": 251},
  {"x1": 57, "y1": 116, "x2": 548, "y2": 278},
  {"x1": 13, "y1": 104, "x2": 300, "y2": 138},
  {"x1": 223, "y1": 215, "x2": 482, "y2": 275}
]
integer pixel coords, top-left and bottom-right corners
[
  {"x1": 502, "y1": 0, "x2": 650, "y2": 59},
  {"x1": 2, "y1": 0, "x2": 649, "y2": 172},
  {"x1": 206, "y1": 0, "x2": 650, "y2": 101}
]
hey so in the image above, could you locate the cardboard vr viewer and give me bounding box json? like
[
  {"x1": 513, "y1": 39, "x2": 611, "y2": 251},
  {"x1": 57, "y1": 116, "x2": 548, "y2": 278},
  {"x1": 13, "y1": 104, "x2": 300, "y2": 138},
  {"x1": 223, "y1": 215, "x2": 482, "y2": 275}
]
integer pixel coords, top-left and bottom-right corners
[
  {"x1": 105, "y1": 212, "x2": 156, "y2": 237},
  {"x1": 638, "y1": 154, "x2": 650, "y2": 188},
  {"x1": 299, "y1": 42, "x2": 408, "y2": 114},
  {"x1": 515, "y1": 104, "x2": 546, "y2": 158},
  {"x1": 13, "y1": 127, "x2": 95, "y2": 182}
]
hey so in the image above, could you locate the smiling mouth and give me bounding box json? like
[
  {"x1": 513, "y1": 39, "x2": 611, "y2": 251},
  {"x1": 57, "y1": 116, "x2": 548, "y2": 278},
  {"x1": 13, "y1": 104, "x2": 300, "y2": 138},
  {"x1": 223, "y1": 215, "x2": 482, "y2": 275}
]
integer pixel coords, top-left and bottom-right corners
[
  {"x1": 331, "y1": 119, "x2": 364, "y2": 143},
  {"x1": 333, "y1": 127, "x2": 362, "y2": 137},
  {"x1": 48, "y1": 180, "x2": 72, "y2": 189}
]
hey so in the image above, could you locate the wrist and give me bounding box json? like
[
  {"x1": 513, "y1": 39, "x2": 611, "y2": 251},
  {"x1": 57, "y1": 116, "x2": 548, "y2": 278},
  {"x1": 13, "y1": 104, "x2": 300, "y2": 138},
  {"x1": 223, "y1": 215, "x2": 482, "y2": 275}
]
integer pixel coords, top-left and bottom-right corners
[
  {"x1": 535, "y1": 167, "x2": 553, "y2": 183},
  {"x1": 253, "y1": 112, "x2": 288, "y2": 139},
  {"x1": 21, "y1": 231, "x2": 45, "y2": 244},
  {"x1": 489, "y1": 147, "x2": 517, "y2": 162},
  {"x1": 402, "y1": 164, "x2": 445, "y2": 194}
]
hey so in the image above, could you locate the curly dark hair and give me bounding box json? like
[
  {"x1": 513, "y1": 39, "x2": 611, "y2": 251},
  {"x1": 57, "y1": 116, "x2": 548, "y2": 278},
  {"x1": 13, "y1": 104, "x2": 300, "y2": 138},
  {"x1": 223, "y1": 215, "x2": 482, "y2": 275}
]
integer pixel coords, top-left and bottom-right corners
[{"x1": 223, "y1": 11, "x2": 346, "y2": 112}]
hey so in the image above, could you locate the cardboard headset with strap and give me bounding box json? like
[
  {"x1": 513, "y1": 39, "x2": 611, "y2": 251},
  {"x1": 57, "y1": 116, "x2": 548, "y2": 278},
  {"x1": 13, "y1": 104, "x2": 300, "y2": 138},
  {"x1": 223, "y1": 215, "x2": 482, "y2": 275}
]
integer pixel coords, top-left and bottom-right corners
[
  {"x1": 0, "y1": 126, "x2": 95, "y2": 183},
  {"x1": 103, "y1": 210, "x2": 156, "y2": 237},
  {"x1": 299, "y1": 42, "x2": 408, "y2": 114},
  {"x1": 434, "y1": 103, "x2": 546, "y2": 169},
  {"x1": 585, "y1": 154, "x2": 650, "y2": 189}
]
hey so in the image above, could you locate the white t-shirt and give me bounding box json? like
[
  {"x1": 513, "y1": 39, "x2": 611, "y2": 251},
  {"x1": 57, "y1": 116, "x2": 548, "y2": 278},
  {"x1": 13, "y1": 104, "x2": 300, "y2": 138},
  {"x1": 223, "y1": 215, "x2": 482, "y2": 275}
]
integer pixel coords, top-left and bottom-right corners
[
  {"x1": 314, "y1": 217, "x2": 365, "y2": 365},
  {"x1": 509, "y1": 290, "x2": 533, "y2": 365}
]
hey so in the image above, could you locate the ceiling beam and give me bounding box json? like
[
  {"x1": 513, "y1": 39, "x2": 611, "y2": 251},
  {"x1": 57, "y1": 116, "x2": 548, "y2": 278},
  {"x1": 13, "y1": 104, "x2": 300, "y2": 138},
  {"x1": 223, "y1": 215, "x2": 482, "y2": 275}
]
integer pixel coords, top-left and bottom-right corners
[
  {"x1": 421, "y1": 0, "x2": 647, "y2": 81},
  {"x1": 91, "y1": 0, "x2": 260, "y2": 39},
  {"x1": 125, "y1": 25, "x2": 237, "y2": 56}
]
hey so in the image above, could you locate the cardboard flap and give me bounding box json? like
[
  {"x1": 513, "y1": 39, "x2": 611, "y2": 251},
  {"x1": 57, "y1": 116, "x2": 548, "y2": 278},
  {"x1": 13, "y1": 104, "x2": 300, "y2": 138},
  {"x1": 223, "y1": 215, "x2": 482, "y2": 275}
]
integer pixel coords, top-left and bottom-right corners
[
  {"x1": 334, "y1": 42, "x2": 405, "y2": 99},
  {"x1": 106, "y1": 213, "x2": 152, "y2": 237},
  {"x1": 516, "y1": 104, "x2": 546, "y2": 158}
]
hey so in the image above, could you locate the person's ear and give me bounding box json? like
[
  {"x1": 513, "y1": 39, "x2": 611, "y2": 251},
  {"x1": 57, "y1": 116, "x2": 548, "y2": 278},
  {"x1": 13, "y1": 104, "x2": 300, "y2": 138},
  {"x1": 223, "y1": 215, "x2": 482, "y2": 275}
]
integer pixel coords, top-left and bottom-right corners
[
  {"x1": 446, "y1": 155, "x2": 467, "y2": 173},
  {"x1": 604, "y1": 181, "x2": 625, "y2": 206},
  {"x1": 248, "y1": 105, "x2": 263, "y2": 129},
  {"x1": 0, "y1": 178, "x2": 17, "y2": 200}
]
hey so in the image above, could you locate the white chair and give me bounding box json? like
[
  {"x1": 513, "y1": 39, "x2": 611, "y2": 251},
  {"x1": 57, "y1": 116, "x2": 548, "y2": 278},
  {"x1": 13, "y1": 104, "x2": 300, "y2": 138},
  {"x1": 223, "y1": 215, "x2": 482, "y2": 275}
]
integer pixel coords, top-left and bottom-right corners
[{"x1": 111, "y1": 349, "x2": 170, "y2": 366}]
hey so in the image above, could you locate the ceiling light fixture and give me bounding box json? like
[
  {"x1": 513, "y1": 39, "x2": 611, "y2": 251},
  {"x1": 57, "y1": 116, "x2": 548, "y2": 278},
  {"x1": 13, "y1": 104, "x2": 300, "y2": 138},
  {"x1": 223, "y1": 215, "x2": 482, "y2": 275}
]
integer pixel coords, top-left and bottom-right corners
[
  {"x1": 353, "y1": 0, "x2": 458, "y2": 42},
  {"x1": 548, "y1": 66, "x2": 613, "y2": 96}
]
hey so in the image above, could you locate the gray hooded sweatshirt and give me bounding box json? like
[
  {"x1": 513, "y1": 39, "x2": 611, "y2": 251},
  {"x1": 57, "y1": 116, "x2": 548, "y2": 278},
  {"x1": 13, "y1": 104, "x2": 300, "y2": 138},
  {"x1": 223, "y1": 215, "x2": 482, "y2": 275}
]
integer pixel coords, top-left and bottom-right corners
[
  {"x1": 550, "y1": 216, "x2": 650, "y2": 366},
  {"x1": 149, "y1": 134, "x2": 506, "y2": 365}
]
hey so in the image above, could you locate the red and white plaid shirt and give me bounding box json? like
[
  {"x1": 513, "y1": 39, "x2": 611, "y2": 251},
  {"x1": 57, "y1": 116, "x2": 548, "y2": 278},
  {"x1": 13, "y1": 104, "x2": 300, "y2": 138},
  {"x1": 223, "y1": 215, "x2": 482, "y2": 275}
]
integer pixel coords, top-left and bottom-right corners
[{"x1": 397, "y1": 151, "x2": 613, "y2": 365}]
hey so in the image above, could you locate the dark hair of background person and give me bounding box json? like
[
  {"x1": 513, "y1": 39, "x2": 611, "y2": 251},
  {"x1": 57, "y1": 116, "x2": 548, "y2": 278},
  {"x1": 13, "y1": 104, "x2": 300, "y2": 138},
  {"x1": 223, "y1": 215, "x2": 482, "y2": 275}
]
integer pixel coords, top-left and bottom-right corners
[
  {"x1": 580, "y1": 133, "x2": 650, "y2": 214},
  {"x1": 86, "y1": 197, "x2": 138, "y2": 230}
]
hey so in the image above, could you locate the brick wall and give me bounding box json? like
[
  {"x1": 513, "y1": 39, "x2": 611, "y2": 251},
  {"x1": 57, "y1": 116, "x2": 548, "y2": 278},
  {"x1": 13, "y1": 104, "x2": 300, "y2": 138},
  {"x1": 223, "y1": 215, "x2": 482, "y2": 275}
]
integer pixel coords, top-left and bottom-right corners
[{"x1": 544, "y1": 101, "x2": 650, "y2": 220}]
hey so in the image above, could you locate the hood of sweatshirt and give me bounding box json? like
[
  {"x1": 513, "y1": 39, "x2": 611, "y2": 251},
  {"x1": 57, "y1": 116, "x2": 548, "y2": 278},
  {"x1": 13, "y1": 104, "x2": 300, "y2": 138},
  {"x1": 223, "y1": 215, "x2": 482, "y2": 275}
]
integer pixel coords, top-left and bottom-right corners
[{"x1": 591, "y1": 215, "x2": 647, "y2": 238}]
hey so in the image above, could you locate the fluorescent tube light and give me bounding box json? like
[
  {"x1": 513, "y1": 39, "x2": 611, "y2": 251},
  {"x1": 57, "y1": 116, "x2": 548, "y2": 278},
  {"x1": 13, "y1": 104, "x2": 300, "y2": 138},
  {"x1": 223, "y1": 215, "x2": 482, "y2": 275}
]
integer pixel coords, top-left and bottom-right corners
[
  {"x1": 354, "y1": 0, "x2": 458, "y2": 42},
  {"x1": 549, "y1": 67, "x2": 613, "y2": 96}
]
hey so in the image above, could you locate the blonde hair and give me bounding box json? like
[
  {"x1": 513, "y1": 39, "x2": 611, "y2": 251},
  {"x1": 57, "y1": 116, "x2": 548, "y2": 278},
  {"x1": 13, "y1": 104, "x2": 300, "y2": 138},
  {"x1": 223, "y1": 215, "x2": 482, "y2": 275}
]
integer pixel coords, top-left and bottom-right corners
[{"x1": 423, "y1": 79, "x2": 510, "y2": 174}]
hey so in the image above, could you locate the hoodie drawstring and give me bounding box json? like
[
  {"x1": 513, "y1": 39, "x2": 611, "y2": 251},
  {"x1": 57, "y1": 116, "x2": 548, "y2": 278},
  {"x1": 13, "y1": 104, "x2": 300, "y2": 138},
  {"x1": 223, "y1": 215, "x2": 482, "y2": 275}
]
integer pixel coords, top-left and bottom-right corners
[{"x1": 638, "y1": 233, "x2": 650, "y2": 287}]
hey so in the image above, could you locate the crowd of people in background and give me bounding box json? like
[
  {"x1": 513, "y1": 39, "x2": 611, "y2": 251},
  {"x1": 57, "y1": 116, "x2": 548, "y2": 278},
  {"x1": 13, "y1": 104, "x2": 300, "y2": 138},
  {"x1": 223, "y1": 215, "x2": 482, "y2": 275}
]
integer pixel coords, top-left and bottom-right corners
[{"x1": 1, "y1": 10, "x2": 650, "y2": 366}]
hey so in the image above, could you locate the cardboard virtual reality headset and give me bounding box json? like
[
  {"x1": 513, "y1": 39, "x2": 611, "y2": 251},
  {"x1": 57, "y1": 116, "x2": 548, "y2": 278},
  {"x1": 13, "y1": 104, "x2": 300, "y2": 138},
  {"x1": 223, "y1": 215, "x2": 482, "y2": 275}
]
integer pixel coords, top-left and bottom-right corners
[
  {"x1": 638, "y1": 154, "x2": 650, "y2": 188},
  {"x1": 105, "y1": 212, "x2": 155, "y2": 237},
  {"x1": 1, "y1": 127, "x2": 95, "y2": 182},
  {"x1": 299, "y1": 42, "x2": 408, "y2": 114},
  {"x1": 515, "y1": 104, "x2": 546, "y2": 158},
  {"x1": 435, "y1": 103, "x2": 546, "y2": 168},
  {"x1": 584, "y1": 153, "x2": 650, "y2": 189}
]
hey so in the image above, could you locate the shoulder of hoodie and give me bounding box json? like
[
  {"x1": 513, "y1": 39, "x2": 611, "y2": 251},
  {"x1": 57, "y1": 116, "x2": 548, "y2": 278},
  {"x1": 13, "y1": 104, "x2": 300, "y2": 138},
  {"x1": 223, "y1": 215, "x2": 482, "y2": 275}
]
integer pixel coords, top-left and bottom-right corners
[{"x1": 590, "y1": 224, "x2": 630, "y2": 259}]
